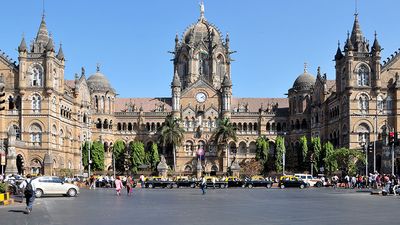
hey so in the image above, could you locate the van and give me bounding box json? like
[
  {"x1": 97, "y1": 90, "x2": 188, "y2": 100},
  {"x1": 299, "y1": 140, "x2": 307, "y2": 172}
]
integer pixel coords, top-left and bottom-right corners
[{"x1": 294, "y1": 174, "x2": 320, "y2": 187}]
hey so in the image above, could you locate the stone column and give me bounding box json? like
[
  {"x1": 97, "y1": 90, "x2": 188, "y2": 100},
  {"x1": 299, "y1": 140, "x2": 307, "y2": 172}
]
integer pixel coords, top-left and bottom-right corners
[
  {"x1": 196, "y1": 158, "x2": 202, "y2": 179},
  {"x1": 157, "y1": 155, "x2": 168, "y2": 178},
  {"x1": 43, "y1": 153, "x2": 53, "y2": 176},
  {"x1": 230, "y1": 161, "x2": 241, "y2": 178},
  {"x1": 5, "y1": 127, "x2": 18, "y2": 175}
]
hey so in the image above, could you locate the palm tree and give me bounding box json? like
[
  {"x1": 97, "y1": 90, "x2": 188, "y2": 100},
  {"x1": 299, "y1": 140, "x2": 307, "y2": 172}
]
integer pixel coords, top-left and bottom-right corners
[
  {"x1": 212, "y1": 117, "x2": 237, "y2": 170},
  {"x1": 158, "y1": 115, "x2": 184, "y2": 171}
]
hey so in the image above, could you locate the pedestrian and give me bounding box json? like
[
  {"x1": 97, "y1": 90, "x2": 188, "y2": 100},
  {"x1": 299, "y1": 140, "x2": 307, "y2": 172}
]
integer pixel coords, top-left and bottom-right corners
[
  {"x1": 19, "y1": 174, "x2": 36, "y2": 214},
  {"x1": 126, "y1": 175, "x2": 133, "y2": 196},
  {"x1": 139, "y1": 174, "x2": 145, "y2": 188},
  {"x1": 89, "y1": 175, "x2": 96, "y2": 189},
  {"x1": 212, "y1": 176, "x2": 216, "y2": 189},
  {"x1": 115, "y1": 176, "x2": 123, "y2": 196},
  {"x1": 200, "y1": 176, "x2": 206, "y2": 195}
]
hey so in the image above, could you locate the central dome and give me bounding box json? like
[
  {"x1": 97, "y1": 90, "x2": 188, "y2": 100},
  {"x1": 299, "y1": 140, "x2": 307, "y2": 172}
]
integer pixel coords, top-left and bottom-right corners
[
  {"x1": 182, "y1": 16, "x2": 222, "y2": 44},
  {"x1": 292, "y1": 72, "x2": 315, "y2": 90},
  {"x1": 87, "y1": 71, "x2": 113, "y2": 91}
]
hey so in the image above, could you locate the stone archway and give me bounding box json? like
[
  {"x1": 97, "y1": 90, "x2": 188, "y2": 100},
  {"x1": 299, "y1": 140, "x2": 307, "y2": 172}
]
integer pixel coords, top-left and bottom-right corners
[{"x1": 30, "y1": 158, "x2": 43, "y2": 175}]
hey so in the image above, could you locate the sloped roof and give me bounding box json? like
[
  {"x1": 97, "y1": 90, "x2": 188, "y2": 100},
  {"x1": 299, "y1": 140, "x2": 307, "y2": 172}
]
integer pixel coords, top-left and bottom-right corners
[
  {"x1": 232, "y1": 97, "x2": 288, "y2": 112},
  {"x1": 115, "y1": 98, "x2": 172, "y2": 112}
]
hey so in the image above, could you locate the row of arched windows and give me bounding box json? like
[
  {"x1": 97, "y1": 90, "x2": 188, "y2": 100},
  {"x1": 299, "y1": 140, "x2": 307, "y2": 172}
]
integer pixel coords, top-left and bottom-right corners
[
  {"x1": 94, "y1": 95, "x2": 112, "y2": 113},
  {"x1": 290, "y1": 119, "x2": 308, "y2": 131},
  {"x1": 266, "y1": 122, "x2": 287, "y2": 133},
  {"x1": 232, "y1": 122, "x2": 259, "y2": 134},
  {"x1": 96, "y1": 119, "x2": 113, "y2": 130},
  {"x1": 60, "y1": 106, "x2": 72, "y2": 120},
  {"x1": 117, "y1": 122, "x2": 164, "y2": 133}
]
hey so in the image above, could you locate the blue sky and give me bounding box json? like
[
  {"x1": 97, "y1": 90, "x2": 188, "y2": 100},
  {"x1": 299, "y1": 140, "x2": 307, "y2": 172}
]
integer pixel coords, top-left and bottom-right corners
[{"x1": 1, "y1": 0, "x2": 399, "y2": 98}]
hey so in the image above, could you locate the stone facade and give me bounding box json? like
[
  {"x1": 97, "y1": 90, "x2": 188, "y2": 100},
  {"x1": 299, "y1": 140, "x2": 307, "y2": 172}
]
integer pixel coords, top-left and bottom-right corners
[{"x1": 1, "y1": 6, "x2": 400, "y2": 176}]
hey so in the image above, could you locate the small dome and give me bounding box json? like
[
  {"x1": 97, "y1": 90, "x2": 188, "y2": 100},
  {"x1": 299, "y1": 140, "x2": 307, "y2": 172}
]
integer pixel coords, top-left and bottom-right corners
[
  {"x1": 87, "y1": 71, "x2": 113, "y2": 91},
  {"x1": 292, "y1": 72, "x2": 315, "y2": 90}
]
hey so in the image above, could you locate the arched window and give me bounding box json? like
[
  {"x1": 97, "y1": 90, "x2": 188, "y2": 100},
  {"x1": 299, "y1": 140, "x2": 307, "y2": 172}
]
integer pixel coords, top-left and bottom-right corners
[
  {"x1": 8, "y1": 96, "x2": 14, "y2": 110},
  {"x1": 30, "y1": 64, "x2": 43, "y2": 87},
  {"x1": 9, "y1": 125, "x2": 21, "y2": 140},
  {"x1": 32, "y1": 94, "x2": 41, "y2": 111},
  {"x1": 199, "y1": 52, "x2": 209, "y2": 77},
  {"x1": 358, "y1": 94, "x2": 369, "y2": 114},
  {"x1": 29, "y1": 123, "x2": 42, "y2": 146},
  {"x1": 239, "y1": 142, "x2": 247, "y2": 154},
  {"x1": 249, "y1": 142, "x2": 257, "y2": 154},
  {"x1": 377, "y1": 95, "x2": 384, "y2": 112},
  {"x1": 357, "y1": 123, "x2": 370, "y2": 145},
  {"x1": 185, "y1": 141, "x2": 193, "y2": 155},
  {"x1": 216, "y1": 55, "x2": 225, "y2": 79},
  {"x1": 386, "y1": 96, "x2": 393, "y2": 111},
  {"x1": 357, "y1": 65, "x2": 369, "y2": 86}
]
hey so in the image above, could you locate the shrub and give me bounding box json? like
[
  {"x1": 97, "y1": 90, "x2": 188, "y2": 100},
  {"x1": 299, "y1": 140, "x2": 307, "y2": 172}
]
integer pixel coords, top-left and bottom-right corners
[{"x1": 0, "y1": 182, "x2": 8, "y2": 193}]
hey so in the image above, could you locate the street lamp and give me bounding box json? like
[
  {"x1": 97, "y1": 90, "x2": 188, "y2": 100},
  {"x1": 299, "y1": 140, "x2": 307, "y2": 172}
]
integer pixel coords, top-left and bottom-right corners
[
  {"x1": 361, "y1": 141, "x2": 368, "y2": 177},
  {"x1": 282, "y1": 132, "x2": 287, "y2": 175}
]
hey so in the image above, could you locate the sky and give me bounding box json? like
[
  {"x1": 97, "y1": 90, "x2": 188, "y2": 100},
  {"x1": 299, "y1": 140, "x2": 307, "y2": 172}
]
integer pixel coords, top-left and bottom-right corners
[{"x1": 1, "y1": 0, "x2": 400, "y2": 98}]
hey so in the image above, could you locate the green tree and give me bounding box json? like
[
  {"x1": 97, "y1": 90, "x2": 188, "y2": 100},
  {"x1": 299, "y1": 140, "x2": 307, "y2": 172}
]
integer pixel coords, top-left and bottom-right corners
[
  {"x1": 300, "y1": 136, "x2": 308, "y2": 162},
  {"x1": 130, "y1": 141, "x2": 146, "y2": 174},
  {"x1": 310, "y1": 137, "x2": 322, "y2": 172},
  {"x1": 256, "y1": 136, "x2": 269, "y2": 174},
  {"x1": 158, "y1": 115, "x2": 185, "y2": 171},
  {"x1": 212, "y1": 117, "x2": 237, "y2": 169},
  {"x1": 82, "y1": 141, "x2": 89, "y2": 170},
  {"x1": 113, "y1": 140, "x2": 126, "y2": 173},
  {"x1": 275, "y1": 136, "x2": 286, "y2": 173},
  {"x1": 91, "y1": 141, "x2": 105, "y2": 171},
  {"x1": 147, "y1": 143, "x2": 160, "y2": 171},
  {"x1": 325, "y1": 148, "x2": 365, "y2": 176},
  {"x1": 322, "y1": 141, "x2": 335, "y2": 174}
]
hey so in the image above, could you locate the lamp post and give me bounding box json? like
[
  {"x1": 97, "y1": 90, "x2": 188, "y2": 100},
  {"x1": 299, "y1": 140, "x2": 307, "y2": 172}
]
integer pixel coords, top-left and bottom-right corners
[
  {"x1": 88, "y1": 131, "x2": 92, "y2": 178},
  {"x1": 282, "y1": 132, "x2": 287, "y2": 175}
]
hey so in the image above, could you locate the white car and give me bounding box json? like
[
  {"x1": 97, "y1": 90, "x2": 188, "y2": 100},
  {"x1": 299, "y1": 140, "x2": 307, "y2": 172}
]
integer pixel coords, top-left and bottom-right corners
[
  {"x1": 294, "y1": 174, "x2": 321, "y2": 187},
  {"x1": 32, "y1": 176, "x2": 79, "y2": 198}
]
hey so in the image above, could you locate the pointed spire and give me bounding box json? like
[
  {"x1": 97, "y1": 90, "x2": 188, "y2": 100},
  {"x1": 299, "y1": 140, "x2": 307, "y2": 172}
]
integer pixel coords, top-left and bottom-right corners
[
  {"x1": 350, "y1": 13, "x2": 364, "y2": 50},
  {"x1": 18, "y1": 35, "x2": 27, "y2": 53},
  {"x1": 371, "y1": 31, "x2": 382, "y2": 53},
  {"x1": 171, "y1": 68, "x2": 181, "y2": 87},
  {"x1": 56, "y1": 43, "x2": 64, "y2": 60},
  {"x1": 335, "y1": 41, "x2": 344, "y2": 60},
  {"x1": 35, "y1": 15, "x2": 49, "y2": 47},
  {"x1": 45, "y1": 36, "x2": 55, "y2": 52},
  {"x1": 225, "y1": 32, "x2": 230, "y2": 48},
  {"x1": 344, "y1": 31, "x2": 354, "y2": 52},
  {"x1": 175, "y1": 33, "x2": 179, "y2": 49}
]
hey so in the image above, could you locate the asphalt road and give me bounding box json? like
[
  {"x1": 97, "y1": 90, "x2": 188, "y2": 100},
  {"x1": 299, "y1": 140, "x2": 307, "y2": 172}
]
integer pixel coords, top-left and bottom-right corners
[{"x1": 0, "y1": 187, "x2": 398, "y2": 225}]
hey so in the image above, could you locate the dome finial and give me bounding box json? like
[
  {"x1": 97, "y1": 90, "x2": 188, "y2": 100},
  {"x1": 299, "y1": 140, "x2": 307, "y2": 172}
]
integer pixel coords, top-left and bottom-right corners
[
  {"x1": 304, "y1": 62, "x2": 308, "y2": 73},
  {"x1": 96, "y1": 63, "x2": 101, "y2": 72},
  {"x1": 199, "y1": 0, "x2": 205, "y2": 20}
]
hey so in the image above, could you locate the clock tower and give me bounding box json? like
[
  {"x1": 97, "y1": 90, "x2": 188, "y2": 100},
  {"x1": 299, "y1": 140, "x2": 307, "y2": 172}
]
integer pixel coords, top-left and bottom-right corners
[{"x1": 171, "y1": 2, "x2": 232, "y2": 123}]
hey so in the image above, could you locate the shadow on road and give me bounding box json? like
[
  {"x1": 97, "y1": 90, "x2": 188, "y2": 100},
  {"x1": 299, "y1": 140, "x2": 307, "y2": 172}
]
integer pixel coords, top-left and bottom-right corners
[{"x1": 8, "y1": 209, "x2": 28, "y2": 214}]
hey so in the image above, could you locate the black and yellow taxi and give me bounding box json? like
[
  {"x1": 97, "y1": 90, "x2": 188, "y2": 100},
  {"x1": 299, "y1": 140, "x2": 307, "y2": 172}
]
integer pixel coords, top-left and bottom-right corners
[
  {"x1": 225, "y1": 176, "x2": 245, "y2": 188},
  {"x1": 144, "y1": 176, "x2": 174, "y2": 189},
  {"x1": 278, "y1": 175, "x2": 308, "y2": 189},
  {"x1": 245, "y1": 176, "x2": 273, "y2": 188},
  {"x1": 173, "y1": 176, "x2": 197, "y2": 188}
]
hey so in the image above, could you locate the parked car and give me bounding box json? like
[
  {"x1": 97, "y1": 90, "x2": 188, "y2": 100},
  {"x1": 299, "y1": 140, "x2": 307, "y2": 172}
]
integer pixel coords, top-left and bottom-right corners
[
  {"x1": 173, "y1": 176, "x2": 197, "y2": 188},
  {"x1": 279, "y1": 175, "x2": 308, "y2": 189},
  {"x1": 245, "y1": 176, "x2": 273, "y2": 188},
  {"x1": 144, "y1": 176, "x2": 174, "y2": 189},
  {"x1": 294, "y1": 174, "x2": 320, "y2": 187},
  {"x1": 199, "y1": 176, "x2": 227, "y2": 188},
  {"x1": 225, "y1": 176, "x2": 245, "y2": 188},
  {"x1": 33, "y1": 176, "x2": 79, "y2": 198}
]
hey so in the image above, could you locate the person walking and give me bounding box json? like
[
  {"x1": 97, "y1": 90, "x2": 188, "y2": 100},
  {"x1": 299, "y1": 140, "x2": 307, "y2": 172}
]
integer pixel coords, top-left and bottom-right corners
[
  {"x1": 115, "y1": 176, "x2": 123, "y2": 196},
  {"x1": 200, "y1": 176, "x2": 206, "y2": 195},
  {"x1": 126, "y1": 175, "x2": 133, "y2": 196},
  {"x1": 19, "y1": 174, "x2": 36, "y2": 214},
  {"x1": 139, "y1": 174, "x2": 145, "y2": 188}
]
